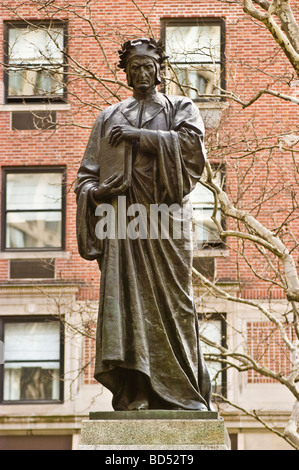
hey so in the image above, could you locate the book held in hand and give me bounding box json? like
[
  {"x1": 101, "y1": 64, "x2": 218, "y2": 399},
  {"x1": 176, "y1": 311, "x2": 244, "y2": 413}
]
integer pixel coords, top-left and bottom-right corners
[{"x1": 99, "y1": 136, "x2": 132, "y2": 186}]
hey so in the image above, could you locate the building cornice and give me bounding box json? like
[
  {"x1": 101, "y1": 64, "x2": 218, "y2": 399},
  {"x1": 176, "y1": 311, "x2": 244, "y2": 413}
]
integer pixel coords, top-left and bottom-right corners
[{"x1": 0, "y1": 282, "x2": 80, "y2": 297}]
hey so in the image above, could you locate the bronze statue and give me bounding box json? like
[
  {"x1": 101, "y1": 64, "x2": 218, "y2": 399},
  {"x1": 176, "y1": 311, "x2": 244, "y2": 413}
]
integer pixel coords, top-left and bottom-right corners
[{"x1": 75, "y1": 38, "x2": 212, "y2": 411}]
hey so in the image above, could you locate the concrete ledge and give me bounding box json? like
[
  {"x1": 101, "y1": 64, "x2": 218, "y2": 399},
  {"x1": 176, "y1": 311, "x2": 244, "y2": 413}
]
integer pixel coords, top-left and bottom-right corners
[
  {"x1": 89, "y1": 410, "x2": 219, "y2": 420},
  {"x1": 80, "y1": 411, "x2": 230, "y2": 450},
  {"x1": 0, "y1": 104, "x2": 71, "y2": 112},
  {"x1": 79, "y1": 444, "x2": 228, "y2": 450}
]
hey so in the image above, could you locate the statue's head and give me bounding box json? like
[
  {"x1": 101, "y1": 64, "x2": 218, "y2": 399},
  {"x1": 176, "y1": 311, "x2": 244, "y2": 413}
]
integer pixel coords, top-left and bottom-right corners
[{"x1": 118, "y1": 38, "x2": 167, "y2": 88}]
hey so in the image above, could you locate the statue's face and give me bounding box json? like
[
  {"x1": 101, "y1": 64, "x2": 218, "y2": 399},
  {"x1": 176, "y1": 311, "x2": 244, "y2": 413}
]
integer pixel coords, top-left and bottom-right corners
[{"x1": 128, "y1": 56, "x2": 157, "y2": 92}]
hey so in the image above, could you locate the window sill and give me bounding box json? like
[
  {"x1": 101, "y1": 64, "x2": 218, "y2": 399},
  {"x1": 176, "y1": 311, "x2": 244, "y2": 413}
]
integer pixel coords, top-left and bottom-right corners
[
  {"x1": 196, "y1": 100, "x2": 229, "y2": 128},
  {"x1": 196, "y1": 100, "x2": 228, "y2": 110},
  {"x1": 1, "y1": 400, "x2": 63, "y2": 405},
  {"x1": 0, "y1": 251, "x2": 70, "y2": 260},
  {"x1": 0, "y1": 103, "x2": 71, "y2": 112},
  {"x1": 193, "y1": 248, "x2": 229, "y2": 258}
]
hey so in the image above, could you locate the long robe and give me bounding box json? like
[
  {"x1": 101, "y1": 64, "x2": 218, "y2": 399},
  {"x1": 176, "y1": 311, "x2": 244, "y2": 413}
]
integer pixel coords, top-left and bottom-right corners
[{"x1": 75, "y1": 90, "x2": 212, "y2": 410}]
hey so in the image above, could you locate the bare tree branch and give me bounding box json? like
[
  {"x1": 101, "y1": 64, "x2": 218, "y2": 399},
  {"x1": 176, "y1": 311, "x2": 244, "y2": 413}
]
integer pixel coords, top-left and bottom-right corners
[
  {"x1": 243, "y1": 0, "x2": 299, "y2": 76},
  {"x1": 213, "y1": 393, "x2": 299, "y2": 449}
]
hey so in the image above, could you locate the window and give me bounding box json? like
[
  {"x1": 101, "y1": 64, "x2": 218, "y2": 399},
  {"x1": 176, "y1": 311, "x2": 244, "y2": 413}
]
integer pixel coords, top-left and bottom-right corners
[
  {"x1": 162, "y1": 19, "x2": 225, "y2": 100},
  {"x1": 2, "y1": 167, "x2": 66, "y2": 251},
  {"x1": 198, "y1": 314, "x2": 227, "y2": 395},
  {"x1": 190, "y1": 168, "x2": 224, "y2": 248},
  {"x1": 4, "y1": 21, "x2": 67, "y2": 103},
  {"x1": 10, "y1": 259, "x2": 55, "y2": 279},
  {"x1": 0, "y1": 435, "x2": 72, "y2": 450},
  {"x1": 11, "y1": 111, "x2": 57, "y2": 130},
  {"x1": 0, "y1": 317, "x2": 64, "y2": 403}
]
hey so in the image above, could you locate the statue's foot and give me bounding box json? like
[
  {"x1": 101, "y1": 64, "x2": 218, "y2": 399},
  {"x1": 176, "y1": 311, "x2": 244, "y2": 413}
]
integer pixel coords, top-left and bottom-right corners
[
  {"x1": 196, "y1": 403, "x2": 208, "y2": 411},
  {"x1": 171, "y1": 402, "x2": 208, "y2": 411},
  {"x1": 128, "y1": 399, "x2": 149, "y2": 411}
]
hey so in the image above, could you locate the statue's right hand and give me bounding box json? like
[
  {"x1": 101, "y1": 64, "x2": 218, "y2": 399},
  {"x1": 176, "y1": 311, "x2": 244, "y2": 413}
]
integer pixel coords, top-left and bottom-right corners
[{"x1": 91, "y1": 174, "x2": 128, "y2": 202}]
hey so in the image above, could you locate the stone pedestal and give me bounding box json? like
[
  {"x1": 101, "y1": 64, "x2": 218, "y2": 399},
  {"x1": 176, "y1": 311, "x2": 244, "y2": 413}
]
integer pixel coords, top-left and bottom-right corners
[{"x1": 79, "y1": 410, "x2": 230, "y2": 450}]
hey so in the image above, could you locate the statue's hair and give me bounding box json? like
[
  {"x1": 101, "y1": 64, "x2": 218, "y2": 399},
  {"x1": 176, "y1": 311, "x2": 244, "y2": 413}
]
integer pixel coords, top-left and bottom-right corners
[{"x1": 117, "y1": 37, "x2": 168, "y2": 70}]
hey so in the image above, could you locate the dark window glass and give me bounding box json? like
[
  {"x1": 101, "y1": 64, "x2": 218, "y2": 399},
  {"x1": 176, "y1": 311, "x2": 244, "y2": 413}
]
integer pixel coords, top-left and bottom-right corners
[
  {"x1": 0, "y1": 435, "x2": 72, "y2": 450},
  {"x1": 193, "y1": 257, "x2": 215, "y2": 280},
  {"x1": 12, "y1": 111, "x2": 57, "y2": 130},
  {"x1": 10, "y1": 259, "x2": 55, "y2": 279}
]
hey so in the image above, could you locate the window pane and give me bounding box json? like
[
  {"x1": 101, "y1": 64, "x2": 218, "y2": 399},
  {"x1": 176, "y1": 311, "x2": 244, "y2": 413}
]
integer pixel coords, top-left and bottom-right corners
[
  {"x1": 199, "y1": 320, "x2": 222, "y2": 353},
  {"x1": 199, "y1": 319, "x2": 223, "y2": 393},
  {"x1": 165, "y1": 24, "x2": 222, "y2": 98},
  {"x1": 8, "y1": 27, "x2": 64, "y2": 64},
  {"x1": 6, "y1": 211, "x2": 62, "y2": 248},
  {"x1": 190, "y1": 182, "x2": 215, "y2": 205},
  {"x1": 4, "y1": 322, "x2": 60, "y2": 361},
  {"x1": 165, "y1": 25, "x2": 221, "y2": 63},
  {"x1": 191, "y1": 178, "x2": 223, "y2": 205},
  {"x1": 168, "y1": 64, "x2": 221, "y2": 98},
  {"x1": 8, "y1": 66, "x2": 64, "y2": 97},
  {"x1": 193, "y1": 206, "x2": 221, "y2": 243},
  {"x1": 7, "y1": 25, "x2": 64, "y2": 98},
  {"x1": 4, "y1": 367, "x2": 60, "y2": 401},
  {"x1": 190, "y1": 179, "x2": 222, "y2": 244},
  {"x1": 3, "y1": 322, "x2": 61, "y2": 401},
  {"x1": 7, "y1": 173, "x2": 62, "y2": 210}
]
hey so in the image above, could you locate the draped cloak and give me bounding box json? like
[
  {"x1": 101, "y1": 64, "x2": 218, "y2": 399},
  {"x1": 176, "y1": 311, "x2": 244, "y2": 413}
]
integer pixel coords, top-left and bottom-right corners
[{"x1": 74, "y1": 90, "x2": 212, "y2": 410}]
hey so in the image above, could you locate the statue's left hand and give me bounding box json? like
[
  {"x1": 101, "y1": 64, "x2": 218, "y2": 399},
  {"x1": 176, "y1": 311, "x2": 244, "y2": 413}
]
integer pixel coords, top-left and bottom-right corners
[{"x1": 109, "y1": 125, "x2": 141, "y2": 147}]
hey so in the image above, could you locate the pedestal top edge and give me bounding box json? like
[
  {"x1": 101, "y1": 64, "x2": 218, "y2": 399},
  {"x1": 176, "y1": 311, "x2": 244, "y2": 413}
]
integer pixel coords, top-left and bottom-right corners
[{"x1": 89, "y1": 410, "x2": 219, "y2": 421}]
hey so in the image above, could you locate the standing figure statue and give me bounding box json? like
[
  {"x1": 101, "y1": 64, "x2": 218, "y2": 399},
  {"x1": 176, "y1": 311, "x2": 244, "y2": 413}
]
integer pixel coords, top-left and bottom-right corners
[{"x1": 75, "y1": 38, "x2": 212, "y2": 411}]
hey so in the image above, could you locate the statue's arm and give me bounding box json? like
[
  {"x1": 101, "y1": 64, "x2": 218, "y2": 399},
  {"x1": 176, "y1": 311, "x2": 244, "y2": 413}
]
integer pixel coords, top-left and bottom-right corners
[
  {"x1": 74, "y1": 117, "x2": 102, "y2": 201},
  {"x1": 137, "y1": 99, "x2": 207, "y2": 203}
]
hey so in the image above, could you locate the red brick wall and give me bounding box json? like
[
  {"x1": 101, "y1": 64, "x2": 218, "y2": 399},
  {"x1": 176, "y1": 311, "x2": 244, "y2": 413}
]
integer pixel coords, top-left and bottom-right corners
[
  {"x1": 84, "y1": 322, "x2": 97, "y2": 385},
  {"x1": 247, "y1": 321, "x2": 295, "y2": 383},
  {"x1": 0, "y1": 2, "x2": 298, "y2": 378}
]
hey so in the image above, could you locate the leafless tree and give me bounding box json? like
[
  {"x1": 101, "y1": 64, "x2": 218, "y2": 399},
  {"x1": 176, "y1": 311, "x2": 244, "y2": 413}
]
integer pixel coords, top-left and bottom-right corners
[{"x1": 1, "y1": 0, "x2": 299, "y2": 448}]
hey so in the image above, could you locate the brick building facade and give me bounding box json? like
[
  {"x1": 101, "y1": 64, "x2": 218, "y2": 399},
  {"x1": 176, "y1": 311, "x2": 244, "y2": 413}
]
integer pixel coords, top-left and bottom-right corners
[{"x1": 0, "y1": 0, "x2": 298, "y2": 450}]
